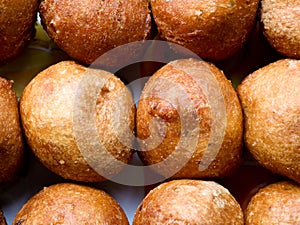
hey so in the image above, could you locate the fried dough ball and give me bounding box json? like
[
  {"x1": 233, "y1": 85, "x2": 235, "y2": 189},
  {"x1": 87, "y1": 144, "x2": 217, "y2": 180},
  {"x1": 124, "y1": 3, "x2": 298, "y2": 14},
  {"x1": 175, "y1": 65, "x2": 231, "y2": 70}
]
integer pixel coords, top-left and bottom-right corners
[
  {"x1": 0, "y1": 77, "x2": 24, "y2": 182},
  {"x1": 261, "y1": 0, "x2": 300, "y2": 58},
  {"x1": 0, "y1": 0, "x2": 38, "y2": 62},
  {"x1": 137, "y1": 58, "x2": 243, "y2": 179},
  {"x1": 0, "y1": 209, "x2": 7, "y2": 225},
  {"x1": 13, "y1": 183, "x2": 129, "y2": 225},
  {"x1": 133, "y1": 179, "x2": 244, "y2": 225},
  {"x1": 245, "y1": 181, "x2": 300, "y2": 225},
  {"x1": 238, "y1": 59, "x2": 300, "y2": 183},
  {"x1": 150, "y1": 0, "x2": 260, "y2": 60},
  {"x1": 39, "y1": 0, "x2": 152, "y2": 65},
  {"x1": 20, "y1": 61, "x2": 135, "y2": 182}
]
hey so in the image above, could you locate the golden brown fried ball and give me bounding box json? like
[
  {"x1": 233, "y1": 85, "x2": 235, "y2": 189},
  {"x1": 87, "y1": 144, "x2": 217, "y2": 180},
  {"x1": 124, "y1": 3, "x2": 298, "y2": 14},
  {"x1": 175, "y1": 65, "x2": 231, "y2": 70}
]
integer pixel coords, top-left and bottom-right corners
[
  {"x1": 0, "y1": 77, "x2": 24, "y2": 182},
  {"x1": 137, "y1": 58, "x2": 243, "y2": 179},
  {"x1": 245, "y1": 181, "x2": 300, "y2": 225},
  {"x1": 150, "y1": 0, "x2": 260, "y2": 61},
  {"x1": 133, "y1": 179, "x2": 244, "y2": 225},
  {"x1": 13, "y1": 183, "x2": 129, "y2": 225},
  {"x1": 20, "y1": 61, "x2": 135, "y2": 182},
  {"x1": 261, "y1": 0, "x2": 300, "y2": 58},
  {"x1": 39, "y1": 0, "x2": 152, "y2": 65},
  {"x1": 0, "y1": 0, "x2": 38, "y2": 62},
  {"x1": 238, "y1": 59, "x2": 300, "y2": 183}
]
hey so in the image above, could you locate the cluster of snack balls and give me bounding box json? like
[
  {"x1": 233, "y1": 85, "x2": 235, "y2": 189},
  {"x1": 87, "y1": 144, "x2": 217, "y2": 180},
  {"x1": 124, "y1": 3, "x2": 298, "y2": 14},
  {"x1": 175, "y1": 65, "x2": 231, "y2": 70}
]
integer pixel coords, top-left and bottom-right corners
[{"x1": 0, "y1": 0, "x2": 299, "y2": 224}]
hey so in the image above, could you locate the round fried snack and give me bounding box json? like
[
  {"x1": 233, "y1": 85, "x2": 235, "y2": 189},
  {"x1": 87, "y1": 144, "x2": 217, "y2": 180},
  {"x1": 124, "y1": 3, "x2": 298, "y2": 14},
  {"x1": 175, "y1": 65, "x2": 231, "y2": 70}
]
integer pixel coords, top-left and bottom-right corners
[
  {"x1": 13, "y1": 183, "x2": 129, "y2": 225},
  {"x1": 133, "y1": 179, "x2": 244, "y2": 225},
  {"x1": 245, "y1": 181, "x2": 300, "y2": 225},
  {"x1": 39, "y1": 0, "x2": 152, "y2": 65},
  {"x1": 0, "y1": 209, "x2": 7, "y2": 225},
  {"x1": 0, "y1": 0, "x2": 38, "y2": 62},
  {"x1": 150, "y1": 0, "x2": 259, "y2": 61},
  {"x1": 0, "y1": 77, "x2": 24, "y2": 182},
  {"x1": 137, "y1": 58, "x2": 243, "y2": 179},
  {"x1": 237, "y1": 59, "x2": 300, "y2": 183},
  {"x1": 20, "y1": 61, "x2": 135, "y2": 182},
  {"x1": 261, "y1": 0, "x2": 300, "y2": 58}
]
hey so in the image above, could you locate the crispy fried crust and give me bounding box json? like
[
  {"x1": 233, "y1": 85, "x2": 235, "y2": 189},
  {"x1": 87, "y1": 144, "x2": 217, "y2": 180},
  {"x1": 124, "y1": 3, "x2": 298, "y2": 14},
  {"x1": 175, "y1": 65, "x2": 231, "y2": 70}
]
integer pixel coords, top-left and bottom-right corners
[
  {"x1": 137, "y1": 58, "x2": 243, "y2": 179},
  {"x1": 245, "y1": 181, "x2": 300, "y2": 225},
  {"x1": 39, "y1": 0, "x2": 152, "y2": 65},
  {"x1": 20, "y1": 61, "x2": 135, "y2": 182},
  {"x1": 0, "y1": 77, "x2": 24, "y2": 182},
  {"x1": 237, "y1": 59, "x2": 300, "y2": 183},
  {"x1": 0, "y1": 0, "x2": 38, "y2": 62},
  {"x1": 150, "y1": 0, "x2": 259, "y2": 61},
  {"x1": 13, "y1": 183, "x2": 129, "y2": 225},
  {"x1": 261, "y1": 0, "x2": 300, "y2": 58},
  {"x1": 133, "y1": 179, "x2": 244, "y2": 225}
]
